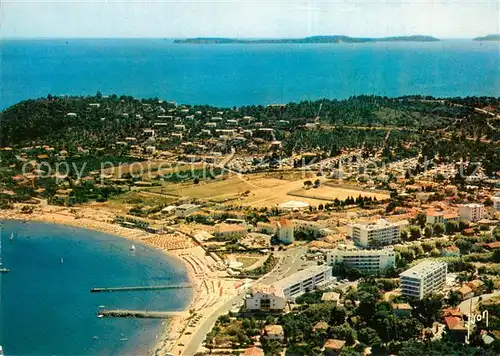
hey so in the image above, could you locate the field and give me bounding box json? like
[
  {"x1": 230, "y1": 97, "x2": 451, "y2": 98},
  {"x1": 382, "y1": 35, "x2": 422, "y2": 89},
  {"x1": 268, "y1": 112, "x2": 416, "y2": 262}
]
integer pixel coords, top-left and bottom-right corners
[
  {"x1": 91, "y1": 191, "x2": 177, "y2": 214},
  {"x1": 141, "y1": 173, "x2": 388, "y2": 208},
  {"x1": 102, "y1": 159, "x2": 206, "y2": 179}
]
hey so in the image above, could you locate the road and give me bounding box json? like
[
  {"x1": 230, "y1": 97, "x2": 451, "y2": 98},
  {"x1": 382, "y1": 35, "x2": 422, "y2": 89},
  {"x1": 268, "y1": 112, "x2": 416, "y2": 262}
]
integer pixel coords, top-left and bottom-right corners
[{"x1": 458, "y1": 291, "x2": 500, "y2": 316}]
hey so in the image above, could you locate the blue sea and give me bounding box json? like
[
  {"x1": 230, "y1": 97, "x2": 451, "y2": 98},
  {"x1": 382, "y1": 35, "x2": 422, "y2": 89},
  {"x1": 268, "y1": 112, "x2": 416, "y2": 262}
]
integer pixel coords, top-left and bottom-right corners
[
  {"x1": 0, "y1": 220, "x2": 192, "y2": 355},
  {"x1": 1, "y1": 39, "x2": 499, "y2": 110}
]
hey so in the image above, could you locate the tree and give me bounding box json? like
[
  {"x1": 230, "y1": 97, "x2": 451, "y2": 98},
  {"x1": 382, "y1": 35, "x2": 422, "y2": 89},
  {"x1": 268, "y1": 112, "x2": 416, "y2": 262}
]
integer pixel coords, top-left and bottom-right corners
[
  {"x1": 415, "y1": 212, "x2": 426, "y2": 228},
  {"x1": 411, "y1": 294, "x2": 444, "y2": 327},
  {"x1": 330, "y1": 323, "x2": 357, "y2": 345},
  {"x1": 409, "y1": 225, "x2": 422, "y2": 240},
  {"x1": 358, "y1": 327, "x2": 381, "y2": 346},
  {"x1": 304, "y1": 180, "x2": 313, "y2": 188},
  {"x1": 446, "y1": 290, "x2": 462, "y2": 307},
  {"x1": 424, "y1": 224, "x2": 433, "y2": 238},
  {"x1": 445, "y1": 220, "x2": 459, "y2": 234},
  {"x1": 261, "y1": 338, "x2": 283, "y2": 355},
  {"x1": 433, "y1": 223, "x2": 445, "y2": 236}
]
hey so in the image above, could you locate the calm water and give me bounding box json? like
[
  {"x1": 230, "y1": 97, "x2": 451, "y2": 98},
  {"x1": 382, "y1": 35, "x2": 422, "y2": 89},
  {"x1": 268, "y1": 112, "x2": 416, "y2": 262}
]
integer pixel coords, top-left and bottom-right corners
[
  {"x1": 0, "y1": 220, "x2": 192, "y2": 355},
  {"x1": 1, "y1": 39, "x2": 499, "y2": 109}
]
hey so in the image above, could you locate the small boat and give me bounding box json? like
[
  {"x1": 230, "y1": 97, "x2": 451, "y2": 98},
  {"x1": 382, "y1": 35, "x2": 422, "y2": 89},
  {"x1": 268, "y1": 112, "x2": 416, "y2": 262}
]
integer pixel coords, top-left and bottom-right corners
[
  {"x1": 0, "y1": 268, "x2": 9, "y2": 274},
  {"x1": 60, "y1": 257, "x2": 64, "y2": 265},
  {"x1": 9, "y1": 232, "x2": 14, "y2": 241},
  {"x1": 0, "y1": 345, "x2": 4, "y2": 356},
  {"x1": 130, "y1": 245, "x2": 136, "y2": 251},
  {"x1": 97, "y1": 314, "x2": 104, "y2": 318},
  {"x1": 120, "y1": 338, "x2": 128, "y2": 341}
]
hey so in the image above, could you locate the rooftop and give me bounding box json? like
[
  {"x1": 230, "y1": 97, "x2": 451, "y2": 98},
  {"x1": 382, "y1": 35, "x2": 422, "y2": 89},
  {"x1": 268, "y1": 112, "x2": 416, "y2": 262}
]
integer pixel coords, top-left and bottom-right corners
[
  {"x1": 399, "y1": 260, "x2": 447, "y2": 279},
  {"x1": 272, "y1": 265, "x2": 332, "y2": 292}
]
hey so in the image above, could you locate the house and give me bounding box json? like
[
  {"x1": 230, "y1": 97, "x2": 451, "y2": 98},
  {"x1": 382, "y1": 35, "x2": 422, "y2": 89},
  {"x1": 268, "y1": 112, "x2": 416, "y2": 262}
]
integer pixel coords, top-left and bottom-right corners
[
  {"x1": 313, "y1": 321, "x2": 329, "y2": 332},
  {"x1": 466, "y1": 279, "x2": 485, "y2": 294},
  {"x1": 442, "y1": 246, "x2": 460, "y2": 257},
  {"x1": 322, "y1": 339, "x2": 346, "y2": 356},
  {"x1": 393, "y1": 303, "x2": 413, "y2": 317},
  {"x1": 277, "y1": 218, "x2": 294, "y2": 244},
  {"x1": 262, "y1": 325, "x2": 284, "y2": 341},
  {"x1": 442, "y1": 307, "x2": 463, "y2": 318},
  {"x1": 175, "y1": 204, "x2": 200, "y2": 217},
  {"x1": 241, "y1": 346, "x2": 264, "y2": 356},
  {"x1": 457, "y1": 285, "x2": 474, "y2": 300},
  {"x1": 444, "y1": 316, "x2": 468, "y2": 343},
  {"x1": 321, "y1": 291, "x2": 340, "y2": 305},
  {"x1": 485, "y1": 241, "x2": 500, "y2": 250}
]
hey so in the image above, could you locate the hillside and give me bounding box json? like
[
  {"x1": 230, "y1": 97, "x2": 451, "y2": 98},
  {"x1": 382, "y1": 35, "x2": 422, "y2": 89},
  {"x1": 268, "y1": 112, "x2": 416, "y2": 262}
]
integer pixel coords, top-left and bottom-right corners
[{"x1": 473, "y1": 34, "x2": 500, "y2": 41}]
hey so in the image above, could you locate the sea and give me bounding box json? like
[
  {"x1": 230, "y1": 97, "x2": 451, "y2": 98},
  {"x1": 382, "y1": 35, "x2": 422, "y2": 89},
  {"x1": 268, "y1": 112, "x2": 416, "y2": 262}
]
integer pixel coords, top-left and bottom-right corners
[
  {"x1": 1, "y1": 38, "x2": 499, "y2": 110},
  {"x1": 0, "y1": 220, "x2": 192, "y2": 355}
]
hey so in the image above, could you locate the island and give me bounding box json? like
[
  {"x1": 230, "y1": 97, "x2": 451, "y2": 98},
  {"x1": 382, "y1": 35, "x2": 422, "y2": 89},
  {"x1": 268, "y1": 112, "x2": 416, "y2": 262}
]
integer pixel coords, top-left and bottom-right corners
[
  {"x1": 473, "y1": 34, "x2": 500, "y2": 41},
  {"x1": 174, "y1": 35, "x2": 440, "y2": 44}
]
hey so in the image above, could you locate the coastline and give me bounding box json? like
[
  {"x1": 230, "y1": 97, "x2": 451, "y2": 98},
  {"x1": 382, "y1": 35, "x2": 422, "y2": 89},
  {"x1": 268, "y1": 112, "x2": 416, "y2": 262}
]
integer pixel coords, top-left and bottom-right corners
[{"x1": 0, "y1": 205, "x2": 199, "y2": 355}]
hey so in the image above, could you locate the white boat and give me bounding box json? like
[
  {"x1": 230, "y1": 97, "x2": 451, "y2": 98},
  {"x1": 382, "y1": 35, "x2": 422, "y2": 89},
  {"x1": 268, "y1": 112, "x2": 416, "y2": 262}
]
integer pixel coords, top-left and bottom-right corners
[
  {"x1": 0, "y1": 235, "x2": 7, "y2": 273},
  {"x1": 130, "y1": 245, "x2": 136, "y2": 251},
  {"x1": 9, "y1": 232, "x2": 14, "y2": 241},
  {"x1": 60, "y1": 257, "x2": 64, "y2": 265},
  {"x1": 120, "y1": 338, "x2": 128, "y2": 341},
  {"x1": 97, "y1": 314, "x2": 104, "y2": 318},
  {"x1": 0, "y1": 345, "x2": 3, "y2": 356}
]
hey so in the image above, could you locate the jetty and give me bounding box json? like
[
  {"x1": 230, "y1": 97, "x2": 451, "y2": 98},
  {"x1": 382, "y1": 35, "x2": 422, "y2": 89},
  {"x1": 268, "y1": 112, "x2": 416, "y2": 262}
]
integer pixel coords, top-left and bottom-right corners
[
  {"x1": 98, "y1": 309, "x2": 186, "y2": 319},
  {"x1": 90, "y1": 284, "x2": 191, "y2": 293}
]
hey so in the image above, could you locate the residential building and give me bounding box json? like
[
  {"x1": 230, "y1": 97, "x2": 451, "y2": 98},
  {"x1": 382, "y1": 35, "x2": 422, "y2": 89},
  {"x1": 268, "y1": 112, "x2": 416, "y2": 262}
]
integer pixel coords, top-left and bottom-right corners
[
  {"x1": 214, "y1": 224, "x2": 249, "y2": 239},
  {"x1": 262, "y1": 325, "x2": 284, "y2": 341},
  {"x1": 325, "y1": 245, "x2": 396, "y2": 274},
  {"x1": 400, "y1": 261, "x2": 447, "y2": 299},
  {"x1": 322, "y1": 339, "x2": 346, "y2": 356},
  {"x1": 293, "y1": 219, "x2": 327, "y2": 238},
  {"x1": 492, "y1": 195, "x2": 500, "y2": 211},
  {"x1": 321, "y1": 291, "x2": 340, "y2": 305},
  {"x1": 245, "y1": 284, "x2": 286, "y2": 311},
  {"x1": 174, "y1": 204, "x2": 200, "y2": 217},
  {"x1": 425, "y1": 210, "x2": 459, "y2": 225},
  {"x1": 459, "y1": 203, "x2": 485, "y2": 222},
  {"x1": 442, "y1": 246, "x2": 460, "y2": 257},
  {"x1": 347, "y1": 219, "x2": 405, "y2": 247},
  {"x1": 271, "y1": 265, "x2": 333, "y2": 300},
  {"x1": 241, "y1": 346, "x2": 264, "y2": 356},
  {"x1": 256, "y1": 221, "x2": 278, "y2": 235},
  {"x1": 393, "y1": 303, "x2": 413, "y2": 318},
  {"x1": 458, "y1": 285, "x2": 474, "y2": 300},
  {"x1": 277, "y1": 218, "x2": 294, "y2": 244},
  {"x1": 444, "y1": 316, "x2": 468, "y2": 343}
]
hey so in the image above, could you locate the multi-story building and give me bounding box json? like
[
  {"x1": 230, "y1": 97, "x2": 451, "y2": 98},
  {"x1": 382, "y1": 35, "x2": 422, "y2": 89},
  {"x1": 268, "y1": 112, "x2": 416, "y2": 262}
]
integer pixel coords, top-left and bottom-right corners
[
  {"x1": 347, "y1": 219, "x2": 406, "y2": 247},
  {"x1": 271, "y1": 265, "x2": 333, "y2": 300},
  {"x1": 325, "y1": 245, "x2": 395, "y2": 274},
  {"x1": 425, "y1": 210, "x2": 459, "y2": 225},
  {"x1": 244, "y1": 284, "x2": 286, "y2": 311},
  {"x1": 277, "y1": 219, "x2": 294, "y2": 244},
  {"x1": 459, "y1": 203, "x2": 485, "y2": 222},
  {"x1": 175, "y1": 204, "x2": 200, "y2": 217},
  {"x1": 399, "y1": 261, "x2": 447, "y2": 299},
  {"x1": 492, "y1": 195, "x2": 500, "y2": 212}
]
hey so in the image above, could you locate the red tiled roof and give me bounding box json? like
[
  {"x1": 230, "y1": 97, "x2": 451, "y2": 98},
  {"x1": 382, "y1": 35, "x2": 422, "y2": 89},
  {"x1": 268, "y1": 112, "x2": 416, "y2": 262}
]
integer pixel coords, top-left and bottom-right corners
[{"x1": 243, "y1": 346, "x2": 264, "y2": 356}]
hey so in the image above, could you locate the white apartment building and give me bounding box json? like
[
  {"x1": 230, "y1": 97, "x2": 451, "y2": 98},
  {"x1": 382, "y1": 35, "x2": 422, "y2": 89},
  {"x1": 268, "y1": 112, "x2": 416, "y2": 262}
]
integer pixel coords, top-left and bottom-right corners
[
  {"x1": 459, "y1": 203, "x2": 485, "y2": 222},
  {"x1": 325, "y1": 245, "x2": 395, "y2": 274},
  {"x1": 293, "y1": 220, "x2": 327, "y2": 237},
  {"x1": 492, "y1": 195, "x2": 500, "y2": 212},
  {"x1": 400, "y1": 261, "x2": 447, "y2": 300},
  {"x1": 277, "y1": 219, "x2": 294, "y2": 244},
  {"x1": 348, "y1": 219, "x2": 406, "y2": 247},
  {"x1": 245, "y1": 284, "x2": 286, "y2": 311},
  {"x1": 271, "y1": 265, "x2": 333, "y2": 300}
]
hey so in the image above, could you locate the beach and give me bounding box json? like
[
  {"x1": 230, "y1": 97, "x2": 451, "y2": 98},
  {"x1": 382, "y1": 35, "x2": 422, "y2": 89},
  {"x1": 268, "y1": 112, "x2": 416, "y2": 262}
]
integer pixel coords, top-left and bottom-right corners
[{"x1": 0, "y1": 203, "x2": 242, "y2": 356}]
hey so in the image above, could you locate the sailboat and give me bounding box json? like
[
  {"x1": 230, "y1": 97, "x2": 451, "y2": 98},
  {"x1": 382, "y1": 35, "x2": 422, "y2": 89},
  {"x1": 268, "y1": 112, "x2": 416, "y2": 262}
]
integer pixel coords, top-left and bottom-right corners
[
  {"x1": 9, "y1": 232, "x2": 14, "y2": 241},
  {"x1": 0, "y1": 235, "x2": 8, "y2": 273},
  {"x1": 130, "y1": 244, "x2": 136, "y2": 251}
]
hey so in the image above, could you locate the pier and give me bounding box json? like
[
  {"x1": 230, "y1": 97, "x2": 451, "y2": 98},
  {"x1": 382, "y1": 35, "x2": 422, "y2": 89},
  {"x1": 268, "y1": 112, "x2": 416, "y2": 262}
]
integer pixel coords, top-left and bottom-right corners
[
  {"x1": 98, "y1": 309, "x2": 187, "y2": 319},
  {"x1": 90, "y1": 284, "x2": 192, "y2": 293}
]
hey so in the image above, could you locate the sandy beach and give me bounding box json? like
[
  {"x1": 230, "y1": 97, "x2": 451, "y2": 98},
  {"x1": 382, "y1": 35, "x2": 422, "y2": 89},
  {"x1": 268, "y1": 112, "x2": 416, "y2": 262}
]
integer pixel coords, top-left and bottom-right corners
[{"x1": 0, "y1": 203, "x2": 240, "y2": 356}]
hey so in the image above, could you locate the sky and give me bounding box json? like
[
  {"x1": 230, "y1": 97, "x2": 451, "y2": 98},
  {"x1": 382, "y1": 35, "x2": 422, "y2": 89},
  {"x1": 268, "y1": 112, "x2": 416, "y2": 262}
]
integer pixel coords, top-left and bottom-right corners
[{"x1": 1, "y1": 0, "x2": 499, "y2": 39}]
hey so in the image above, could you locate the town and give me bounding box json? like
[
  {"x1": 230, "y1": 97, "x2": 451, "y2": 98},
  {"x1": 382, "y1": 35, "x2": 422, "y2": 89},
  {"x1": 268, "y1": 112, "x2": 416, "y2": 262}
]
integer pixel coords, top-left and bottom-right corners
[{"x1": 0, "y1": 94, "x2": 500, "y2": 356}]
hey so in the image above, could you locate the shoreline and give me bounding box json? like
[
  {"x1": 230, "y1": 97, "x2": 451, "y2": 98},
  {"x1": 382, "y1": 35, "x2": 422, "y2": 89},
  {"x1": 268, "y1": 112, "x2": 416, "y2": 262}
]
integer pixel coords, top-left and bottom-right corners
[{"x1": 0, "y1": 206, "x2": 200, "y2": 355}]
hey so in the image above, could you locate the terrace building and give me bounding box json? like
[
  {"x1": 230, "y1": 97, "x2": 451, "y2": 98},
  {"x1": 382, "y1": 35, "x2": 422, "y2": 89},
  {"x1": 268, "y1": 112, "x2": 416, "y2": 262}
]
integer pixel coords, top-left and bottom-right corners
[
  {"x1": 325, "y1": 245, "x2": 396, "y2": 274},
  {"x1": 245, "y1": 284, "x2": 286, "y2": 311},
  {"x1": 492, "y1": 195, "x2": 500, "y2": 211},
  {"x1": 347, "y1": 219, "x2": 405, "y2": 247},
  {"x1": 425, "y1": 210, "x2": 459, "y2": 225},
  {"x1": 271, "y1": 265, "x2": 333, "y2": 301},
  {"x1": 459, "y1": 203, "x2": 485, "y2": 222},
  {"x1": 400, "y1": 261, "x2": 447, "y2": 300}
]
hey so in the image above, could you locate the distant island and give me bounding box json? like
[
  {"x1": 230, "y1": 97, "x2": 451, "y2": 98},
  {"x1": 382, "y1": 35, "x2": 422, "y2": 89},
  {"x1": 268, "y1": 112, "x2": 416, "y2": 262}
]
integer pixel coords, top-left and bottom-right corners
[
  {"x1": 174, "y1": 35, "x2": 440, "y2": 44},
  {"x1": 473, "y1": 34, "x2": 500, "y2": 41}
]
